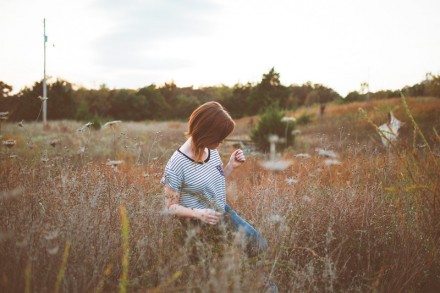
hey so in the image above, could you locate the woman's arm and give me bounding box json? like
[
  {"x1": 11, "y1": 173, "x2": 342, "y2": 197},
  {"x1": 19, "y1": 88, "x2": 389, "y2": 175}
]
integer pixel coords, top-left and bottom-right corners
[
  {"x1": 164, "y1": 186, "x2": 222, "y2": 225},
  {"x1": 224, "y1": 149, "x2": 245, "y2": 178}
]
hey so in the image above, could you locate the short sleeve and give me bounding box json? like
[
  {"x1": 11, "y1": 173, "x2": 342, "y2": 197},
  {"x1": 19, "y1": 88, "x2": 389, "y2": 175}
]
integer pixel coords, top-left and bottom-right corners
[{"x1": 160, "y1": 165, "x2": 183, "y2": 193}]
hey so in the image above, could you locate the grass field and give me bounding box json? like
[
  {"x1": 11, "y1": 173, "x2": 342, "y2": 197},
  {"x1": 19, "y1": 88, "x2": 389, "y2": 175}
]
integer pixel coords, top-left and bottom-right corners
[{"x1": 1, "y1": 96, "x2": 439, "y2": 292}]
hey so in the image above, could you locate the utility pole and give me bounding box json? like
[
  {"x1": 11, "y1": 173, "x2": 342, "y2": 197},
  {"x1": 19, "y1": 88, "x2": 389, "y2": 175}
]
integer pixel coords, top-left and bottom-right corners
[{"x1": 43, "y1": 18, "x2": 48, "y2": 126}]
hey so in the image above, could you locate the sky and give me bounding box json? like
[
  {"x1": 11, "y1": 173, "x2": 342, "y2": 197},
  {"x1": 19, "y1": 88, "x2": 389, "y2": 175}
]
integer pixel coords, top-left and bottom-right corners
[{"x1": 1, "y1": 0, "x2": 440, "y2": 96}]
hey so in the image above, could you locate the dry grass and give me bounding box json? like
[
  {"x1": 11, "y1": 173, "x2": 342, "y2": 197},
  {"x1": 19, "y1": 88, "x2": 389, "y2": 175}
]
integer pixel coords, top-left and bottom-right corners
[{"x1": 1, "y1": 97, "x2": 439, "y2": 292}]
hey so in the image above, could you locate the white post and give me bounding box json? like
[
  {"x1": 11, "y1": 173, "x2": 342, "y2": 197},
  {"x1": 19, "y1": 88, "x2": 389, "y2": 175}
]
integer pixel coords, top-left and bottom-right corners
[{"x1": 43, "y1": 18, "x2": 48, "y2": 126}]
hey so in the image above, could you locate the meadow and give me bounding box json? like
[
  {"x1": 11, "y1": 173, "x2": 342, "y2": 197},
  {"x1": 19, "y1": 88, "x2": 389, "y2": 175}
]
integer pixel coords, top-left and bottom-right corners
[{"x1": 1, "y1": 96, "x2": 439, "y2": 292}]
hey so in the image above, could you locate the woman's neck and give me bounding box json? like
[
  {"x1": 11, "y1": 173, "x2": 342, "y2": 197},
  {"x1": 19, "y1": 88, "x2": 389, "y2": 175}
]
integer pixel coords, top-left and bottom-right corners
[{"x1": 180, "y1": 138, "x2": 209, "y2": 161}]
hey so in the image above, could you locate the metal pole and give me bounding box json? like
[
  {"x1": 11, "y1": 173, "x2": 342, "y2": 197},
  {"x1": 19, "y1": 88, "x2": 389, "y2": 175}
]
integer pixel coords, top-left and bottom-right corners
[{"x1": 43, "y1": 18, "x2": 47, "y2": 125}]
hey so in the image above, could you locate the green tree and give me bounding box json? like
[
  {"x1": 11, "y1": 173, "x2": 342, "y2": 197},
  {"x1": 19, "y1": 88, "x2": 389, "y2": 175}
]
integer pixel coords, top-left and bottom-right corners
[
  {"x1": 427, "y1": 74, "x2": 440, "y2": 98},
  {"x1": 137, "y1": 85, "x2": 170, "y2": 120},
  {"x1": 0, "y1": 82, "x2": 13, "y2": 98},
  {"x1": 250, "y1": 105, "x2": 295, "y2": 152},
  {"x1": 223, "y1": 83, "x2": 253, "y2": 118},
  {"x1": 338, "y1": 91, "x2": 367, "y2": 104},
  {"x1": 247, "y1": 68, "x2": 290, "y2": 115},
  {"x1": 46, "y1": 79, "x2": 76, "y2": 120},
  {"x1": 305, "y1": 84, "x2": 341, "y2": 116}
]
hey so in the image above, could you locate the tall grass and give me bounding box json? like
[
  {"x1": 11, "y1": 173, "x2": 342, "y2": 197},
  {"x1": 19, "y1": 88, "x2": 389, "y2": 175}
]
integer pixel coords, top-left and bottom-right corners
[{"x1": 0, "y1": 98, "x2": 439, "y2": 292}]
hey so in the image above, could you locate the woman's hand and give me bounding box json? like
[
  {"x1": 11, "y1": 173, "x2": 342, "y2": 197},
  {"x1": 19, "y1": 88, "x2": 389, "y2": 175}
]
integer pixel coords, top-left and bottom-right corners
[
  {"x1": 193, "y1": 208, "x2": 223, "y2": 225},
  {"x1": 229, "y1": 149, "x2": 246, "y2": 168},
  {"x1": 223, "y1": 149, "x2": 246, "y2": 178}
]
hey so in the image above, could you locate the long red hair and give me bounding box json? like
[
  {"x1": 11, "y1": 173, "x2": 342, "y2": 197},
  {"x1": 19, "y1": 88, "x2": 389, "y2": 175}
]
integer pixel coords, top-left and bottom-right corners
[{"x1": 186, "y1": 102, "x2": 235, "y2": 162}]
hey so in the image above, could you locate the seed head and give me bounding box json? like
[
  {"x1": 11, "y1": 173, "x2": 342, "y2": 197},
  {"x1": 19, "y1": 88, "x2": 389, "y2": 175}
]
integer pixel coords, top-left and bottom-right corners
[
  {"x1": 2, "y1": 139, "x2": 16, "y2": 148},
  {"x1": 103, "y1": 120, "x2": 122, "y2": 129},
  {"x1": 281, "y1": 116, "x2": 296, "y2": 123},
  {"x1": 49, "y1": 139, "x2": 61, "y2": 147},
  {"x1": 106, "y1": 159, "x2": 124, "y2": 167},
  {"x1": 315, "y1": 148, "x2": 338, "y2": 158},
  {"x1": 0, "y1": 112, "x2": 8, "y2": 120},
  {"x1": 77, "y1": 122, "x2": 93, "y2": 132}
]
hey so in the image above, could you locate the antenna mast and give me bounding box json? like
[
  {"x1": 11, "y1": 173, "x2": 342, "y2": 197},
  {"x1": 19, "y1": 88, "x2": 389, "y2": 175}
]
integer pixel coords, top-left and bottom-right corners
[{"x1": 43, "y1": 18, "x2": 48, "y2": 125}]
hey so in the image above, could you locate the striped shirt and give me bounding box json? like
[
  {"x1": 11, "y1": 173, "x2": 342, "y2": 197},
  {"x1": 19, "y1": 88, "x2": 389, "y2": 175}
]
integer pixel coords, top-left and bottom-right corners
[{"x1": 160, "y1": 149, "x2": 226, "y2": 211}]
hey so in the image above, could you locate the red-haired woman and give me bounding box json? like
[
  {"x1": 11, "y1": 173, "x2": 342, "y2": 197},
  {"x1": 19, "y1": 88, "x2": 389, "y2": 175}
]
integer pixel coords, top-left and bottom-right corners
[{"x1": 160, "y1": 101, "x2": 268, "y2": 256}]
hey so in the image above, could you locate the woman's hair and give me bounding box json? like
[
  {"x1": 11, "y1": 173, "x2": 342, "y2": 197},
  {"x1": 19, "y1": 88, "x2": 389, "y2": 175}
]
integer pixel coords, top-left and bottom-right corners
[{"x1": 186, "y1": 101, "x2": 235, "y2": 162}]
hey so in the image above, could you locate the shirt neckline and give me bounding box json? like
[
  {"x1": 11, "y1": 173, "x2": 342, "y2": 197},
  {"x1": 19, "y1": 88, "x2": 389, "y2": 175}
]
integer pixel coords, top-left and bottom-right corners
[{"x1": 177, "y1": 148, "x2": 211, "y2": 164}]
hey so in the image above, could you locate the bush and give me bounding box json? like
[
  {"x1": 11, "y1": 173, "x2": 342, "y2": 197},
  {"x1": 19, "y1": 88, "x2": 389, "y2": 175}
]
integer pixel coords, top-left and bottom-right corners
[
  {"x1": 296, "y1": 112, "x2": 314, "y2": 125},
  {"x1": 250, "y1": 106, "x2": 295, "y2": 152}
]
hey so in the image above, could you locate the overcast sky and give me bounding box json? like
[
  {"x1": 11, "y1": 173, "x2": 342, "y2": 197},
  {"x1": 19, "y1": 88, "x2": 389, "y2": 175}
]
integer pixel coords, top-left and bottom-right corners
[{"x1": 1, "y1": 0, "x2": 439, "y2": 96}]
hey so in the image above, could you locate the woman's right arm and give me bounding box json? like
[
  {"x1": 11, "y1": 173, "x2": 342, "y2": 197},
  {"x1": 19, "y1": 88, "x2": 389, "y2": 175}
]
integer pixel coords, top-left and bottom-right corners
[{"x1": 164, "y1": 186, "x2": 222, "y2": 225}]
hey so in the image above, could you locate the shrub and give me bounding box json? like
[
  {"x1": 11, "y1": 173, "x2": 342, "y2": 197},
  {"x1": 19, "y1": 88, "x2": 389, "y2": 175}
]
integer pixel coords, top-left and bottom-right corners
[
  {"x1": 250, "y1": 105, "x2": 295, "y2": 152},
  {"x1": 296, "y1": 112, "x2": 314, "y2": 125}
]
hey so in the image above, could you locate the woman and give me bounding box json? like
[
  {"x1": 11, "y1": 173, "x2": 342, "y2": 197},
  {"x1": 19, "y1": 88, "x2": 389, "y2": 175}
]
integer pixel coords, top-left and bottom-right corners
[{"x1": 160, "y1": 101, "x2": 268, "y2": 256}]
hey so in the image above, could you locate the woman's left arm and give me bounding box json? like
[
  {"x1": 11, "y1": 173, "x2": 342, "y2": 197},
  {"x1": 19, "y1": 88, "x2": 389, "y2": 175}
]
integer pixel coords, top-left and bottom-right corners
[{"x1": 224, "y1": 149, "x2": 245, "y2": 178}]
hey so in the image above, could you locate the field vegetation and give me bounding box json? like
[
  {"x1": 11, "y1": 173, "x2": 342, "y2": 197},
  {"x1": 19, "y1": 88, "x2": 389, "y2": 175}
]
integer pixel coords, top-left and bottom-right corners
[{"x1": 1, "y1": 96, "x2": 439, "y2": 292}]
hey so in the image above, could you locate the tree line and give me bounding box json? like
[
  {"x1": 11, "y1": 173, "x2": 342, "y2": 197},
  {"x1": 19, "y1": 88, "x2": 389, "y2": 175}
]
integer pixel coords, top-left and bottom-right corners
[{"x1": 1, "y1": 68, "x2": 439, "y2": 123}]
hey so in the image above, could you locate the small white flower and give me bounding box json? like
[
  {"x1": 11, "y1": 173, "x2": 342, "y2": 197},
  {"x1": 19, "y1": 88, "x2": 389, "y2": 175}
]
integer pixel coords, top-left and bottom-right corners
[
  {"x1": 3, "y1": 139, "x2": 16, "y2": 148},
  {"x1": 77, "y1": 122, "x2": 93, "y2": 132},
  {"x1": 281, "y1": 116, "x2": 296, "y2": 123},
  {"x1": 0, "y1": 112, "x2": 9, "y2": 120},
  {"x1": 269, "y1": 214, "x2": 284, "y2": 223},
  {"x1": 49, "y1": 139, "x2": 61, "y2": 147},
  {"x1": 268, "y1": 135, "x2": 280, "y2": 143},
  {"x1": 324, "y1": 159, "x2": 342, "y2": 166},
  {"x1": 103, "y1": 120, "x2": 122, "y2": 128},
  {"x1": 44, "y1": 230, "x2": 59, "y2": 240},
  {"x1": 47, "y1": 246, "x2": 59, "y2": 255},
  {"x1": 315, "y1": 148, "x2": 338, "y2": 158},
  {"x1": 259, "y1": 159, "x2": 292, "y2": 171},
  {"x1": 285, "y1": 177, "x2": 298, "y2": 185},
  {"x1": 294, "y1": 153, "x2": 310, "y2": 159},
  {"x1": 378, "y1": 111, "x2": 403, "y2": 147},
  {"x1": 106, "y1": 159, "x2": 124, "y2": 167}
]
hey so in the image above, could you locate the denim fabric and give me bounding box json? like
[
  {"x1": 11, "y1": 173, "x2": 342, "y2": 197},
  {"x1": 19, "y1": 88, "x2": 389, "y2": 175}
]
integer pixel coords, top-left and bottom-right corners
[{"x1": 224, "y1": 204, "x2": 268, "y2": 256}]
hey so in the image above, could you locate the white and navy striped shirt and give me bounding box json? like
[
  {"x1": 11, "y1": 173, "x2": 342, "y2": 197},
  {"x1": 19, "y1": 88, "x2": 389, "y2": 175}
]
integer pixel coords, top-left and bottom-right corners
[{"x1": 160, "y1": 149, "x2": 226, "y2": 211}]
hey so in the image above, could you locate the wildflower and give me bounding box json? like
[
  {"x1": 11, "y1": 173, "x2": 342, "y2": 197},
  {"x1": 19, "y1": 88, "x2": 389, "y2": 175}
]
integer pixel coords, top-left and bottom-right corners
[
  {"x1": 78, "y1": 146, "x2": 86, "y2": 154},
  {"x1": 103, "y1": 120, "x2": 122, "y2": 129},
  {"x1": 268, "y1": 135, "x2": 280, "y2": 143},
  {"x1": 0, "y1": 112, "x2": 8, "y2": 120},
  {"x1": 37, "y1": 96, "x2": 48, "y2": 101},
  {"x1": 47, "y1": 246, "x2": 59, "y2": 255},
  {"x1": 18, "y1": 120, "x2": 24, "y2": 127},
  {"x1": 49, "y1": 139, "x2": 61, "y2": 147},
  {"x1": 2, "y1": 139, "x2": 16, "y2": 148},
  {"x1": 106, "y1": 159, "x2": 124, "y2": 167},
  {"x1": 294, "y1": 153, "x2": 310, "y2": 159},
  {"x1": 378, "y1": 111, "x2": 403, "y2": 147},
  {"x1": 315, "y1": 148, "x2": 338, "y2": 158},
  {"x1": 269, "y1": 214, "x2": 284, "y2": 223},
  {"x1": 285, "y1": 177, "x2": 298, "y2": 185},
  {"x1": 259, "y1": 159, "x2": 292, "y2": 171},
  {"x1": 77, "y1": 122, "x2": 93, "y2": 132},
  {"x1": 324, "y1": 159, "x2": 342, "y2": 166},
  {"x1": 281, "y1": 116, "x2": 296, "y2": 123},
  {"x1": 44, "y1": 230, "x2": 59, "y2": 240},
  {"x1": 303, "y1": 195, "x2": 311, "y2": 202}
]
